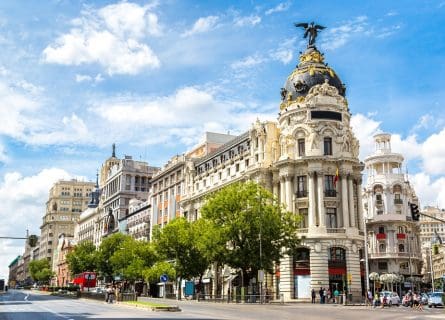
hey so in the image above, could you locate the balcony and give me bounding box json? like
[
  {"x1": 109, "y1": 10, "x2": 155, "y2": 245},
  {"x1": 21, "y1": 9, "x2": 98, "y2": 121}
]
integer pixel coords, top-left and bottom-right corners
[
  {"x1": 394, "y1": 199, "x2": 403, "y2": 205},
  {"x1": 375, "y1": 199, "x2": 383, "y2": 206},
  {"x1": 396, "y1": 233, "x2": 406, "y2": 240},
  {"x1": 327, "y1": 228, "x2": 346, "y2": 234},
  {"x1": 324, "y1": 190, "x2": 337, "y2": 197},
  {"x1": 376, "y1": 233, "x2": 386, "y2": 240},
  {"x1": 296, "y1": 190, "x2": 308, "y2": 198}
]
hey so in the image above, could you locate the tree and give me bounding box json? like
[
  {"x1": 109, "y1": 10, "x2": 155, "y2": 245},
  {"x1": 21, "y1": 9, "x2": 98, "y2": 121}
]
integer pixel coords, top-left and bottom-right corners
[
  {"x1": 96, "y1": 233, "x2": 129, "y2": 282},
  {"x1": 200, "y1": 181, "x2": 301, "y2": 285},
  {"x1": 66, "y1": 241, "x2": 97, "y2": 276},
  {"x1": 153, "y1": 218, "x2": 210, "y2": 298},
  {"x1": 143, "y1": 261, "x2": 175, "y2": 284},
  {"x1": 29, "y1": 259, "x2": 54, "y2": 284},
  {"x1": 110, "y1": 237, "x2": 157, "y2": 282}
]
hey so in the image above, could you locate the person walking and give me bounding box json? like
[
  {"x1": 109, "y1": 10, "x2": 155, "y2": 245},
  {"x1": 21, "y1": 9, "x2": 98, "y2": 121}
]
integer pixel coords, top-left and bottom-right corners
[
  {"x1": 334, "y1": 288, "x2": 339, "y2": 304},
  {"x1": 311, "y1": 288, "x2": 316, "y2": 304},
  {"x1": 319, "y1": 287, "x2": 323, "y2": 304}
]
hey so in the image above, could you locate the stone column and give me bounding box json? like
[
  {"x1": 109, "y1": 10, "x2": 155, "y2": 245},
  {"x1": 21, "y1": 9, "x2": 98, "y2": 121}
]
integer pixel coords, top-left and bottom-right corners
[
  {"x1": 348, "y1": 176, "x2": 356, "y2": 228},
  {"x1": 308, "y1": 172, "x2": 316, "y2": 228},
  {"x1": 341, "y1": 174, "x2": 350, "y2": 228},
  {"x1": 279, "y1": 254, "x2": 294, "y2": 301},
  {"x1": 356, "y1": 179, "x2": 364, "y2": 231},
  {"x1": 272, "y1": 175, "x2": 279, "y2": 201},
  {"x1": 280, "y1": 177, "x2": 286, "y2": 208},
  {"x1": 317, "y1": 173, "x2": 326, "y2": 227}
]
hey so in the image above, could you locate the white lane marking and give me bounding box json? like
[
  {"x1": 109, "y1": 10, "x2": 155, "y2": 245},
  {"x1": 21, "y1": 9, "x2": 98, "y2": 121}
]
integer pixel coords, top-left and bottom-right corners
[{"x1": 24, "y1": 294, "x2": 29, "y2": 301}]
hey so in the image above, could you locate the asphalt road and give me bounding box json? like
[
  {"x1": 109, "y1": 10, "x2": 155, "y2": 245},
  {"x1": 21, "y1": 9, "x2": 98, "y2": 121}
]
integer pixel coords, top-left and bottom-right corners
[{"x1": 0, "y1": 290, "x2": 443, "y2": 320}]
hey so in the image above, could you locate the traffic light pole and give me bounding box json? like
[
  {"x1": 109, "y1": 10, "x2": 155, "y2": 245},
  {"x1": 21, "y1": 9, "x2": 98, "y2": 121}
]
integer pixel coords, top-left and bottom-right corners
[{"x1": 417, "y1": 212, "x2": 445, "y2": 224}]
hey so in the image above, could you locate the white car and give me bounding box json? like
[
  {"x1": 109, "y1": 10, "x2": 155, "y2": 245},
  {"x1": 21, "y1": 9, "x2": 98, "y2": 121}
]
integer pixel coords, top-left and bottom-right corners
[
  {"x1": 380, "y1": 291, "x2": 400, "y2": 306},
  {"x1": 428, "y1": 292, "x2": 444, "y2": 308}
]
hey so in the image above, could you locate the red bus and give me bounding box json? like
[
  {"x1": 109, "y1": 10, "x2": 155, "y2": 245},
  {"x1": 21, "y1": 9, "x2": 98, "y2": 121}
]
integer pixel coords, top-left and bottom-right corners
[{"x1": 72, "y1": 272, "x2": 96, "y2": 290}]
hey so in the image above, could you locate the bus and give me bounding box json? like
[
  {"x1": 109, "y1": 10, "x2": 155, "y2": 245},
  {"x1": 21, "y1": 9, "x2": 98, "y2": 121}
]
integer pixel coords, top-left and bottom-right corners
[{"x1": 72, "y1": 272, "x2": 96, "y2": 290}]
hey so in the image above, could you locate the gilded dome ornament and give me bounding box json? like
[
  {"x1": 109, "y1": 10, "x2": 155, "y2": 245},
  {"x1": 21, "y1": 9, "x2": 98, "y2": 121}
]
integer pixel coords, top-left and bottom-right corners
[{"x1": 279, "y1": 22, "x2": 346, "y2": 103}]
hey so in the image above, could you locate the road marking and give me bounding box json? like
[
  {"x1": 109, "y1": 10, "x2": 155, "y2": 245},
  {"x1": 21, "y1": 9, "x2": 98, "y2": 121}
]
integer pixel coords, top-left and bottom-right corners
[{"x1": 24, "y1": 294, "x2": 29, "y2": 301}]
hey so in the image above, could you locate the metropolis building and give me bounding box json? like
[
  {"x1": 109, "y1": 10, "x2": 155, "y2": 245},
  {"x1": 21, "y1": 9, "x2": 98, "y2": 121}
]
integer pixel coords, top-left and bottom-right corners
[{"x1": 177, "y1": 34, "x2": 366, "y2": 301}]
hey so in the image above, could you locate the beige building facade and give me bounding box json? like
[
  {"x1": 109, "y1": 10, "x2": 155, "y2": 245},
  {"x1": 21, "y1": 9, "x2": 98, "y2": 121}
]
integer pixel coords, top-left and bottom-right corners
[{"x1": 39, "y1": 179, "x2": 95, "y2": 270}]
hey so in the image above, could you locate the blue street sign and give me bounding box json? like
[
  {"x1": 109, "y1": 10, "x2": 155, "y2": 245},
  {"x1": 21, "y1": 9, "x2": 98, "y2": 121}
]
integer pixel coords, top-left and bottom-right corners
[{"x1": 160, "y1": 274, "x2": 168, "y2": 283}]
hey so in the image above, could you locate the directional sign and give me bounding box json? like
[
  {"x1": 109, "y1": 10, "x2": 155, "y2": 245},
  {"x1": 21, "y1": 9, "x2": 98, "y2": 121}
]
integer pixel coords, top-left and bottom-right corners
[{"x1": 160, "y1": 274, "x2": 168, "y2": 283}]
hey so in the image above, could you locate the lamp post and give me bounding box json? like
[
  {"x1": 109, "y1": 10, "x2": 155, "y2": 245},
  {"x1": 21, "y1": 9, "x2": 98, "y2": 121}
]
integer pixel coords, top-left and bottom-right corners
[
  {"x1": 363, "y1": 211, "x2": 370, "y2": 298},
  {"x1": 427, "y1": 246, "x2": 434, "y2": 292}
]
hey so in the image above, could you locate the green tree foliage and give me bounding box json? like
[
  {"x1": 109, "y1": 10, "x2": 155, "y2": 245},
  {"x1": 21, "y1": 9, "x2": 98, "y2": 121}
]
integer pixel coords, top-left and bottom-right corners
[
  {"x1": 110, "y1": 237, "x2": 157, "y2": 281},
  {"x1": 200, "y1": 181, "x2": 301, "y2": 283},
  {"x1": 96, "y1": 233, "x2": 129, "y2": 281},
  {"x1": 66, "y1": 241, "x2": 97, "y2": 276},
  {"x1": 29, "y1": 259, "x2": 54, "y2": 284},
  {"x1": 143, "y1": 261, "x2": 176, "y2": 283},
  {"x1": 153, "y1": 218, "x2": 210, "y2": 296}
]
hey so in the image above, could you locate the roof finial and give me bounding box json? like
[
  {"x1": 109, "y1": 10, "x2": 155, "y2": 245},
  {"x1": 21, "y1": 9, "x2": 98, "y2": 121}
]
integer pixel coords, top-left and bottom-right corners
[
  {"x1": 112, "y1": 143, "x2": 116, "y2": 157},
  {"x1": 294, "y1": 21, "x2": 326, "y2": 48}
]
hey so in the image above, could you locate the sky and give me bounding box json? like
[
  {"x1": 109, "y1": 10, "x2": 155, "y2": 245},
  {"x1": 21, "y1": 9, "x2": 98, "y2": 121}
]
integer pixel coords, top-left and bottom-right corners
[{"x1": 1, "y1": 0, "x2": 445, "y2": 280}]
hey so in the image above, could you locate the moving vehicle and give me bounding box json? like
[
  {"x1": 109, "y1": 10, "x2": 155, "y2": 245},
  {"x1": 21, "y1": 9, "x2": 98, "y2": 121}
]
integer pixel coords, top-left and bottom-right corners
[
  {"x1": 72, "y1": 272, "x2": 97, "y2": 290},
  {"x1": 428, "y1": 292, "x2": 444, "y2": 308},
  {"x1": 380, "y1": 291, "x2": 400, "y2": 306}
]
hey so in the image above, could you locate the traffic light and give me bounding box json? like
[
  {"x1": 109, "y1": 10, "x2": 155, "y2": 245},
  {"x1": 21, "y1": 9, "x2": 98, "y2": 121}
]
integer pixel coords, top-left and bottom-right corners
[
  {"x1": 409, "y1": 202, "x2": 420, "y2": 221},
  {"x1": 27, "y1": 234, "x2": 38, "y2": 247}
]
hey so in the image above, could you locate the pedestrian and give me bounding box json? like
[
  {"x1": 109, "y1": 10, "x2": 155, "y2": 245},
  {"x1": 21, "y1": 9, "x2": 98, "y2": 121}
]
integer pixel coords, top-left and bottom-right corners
[
  {"x1": 319, "y1": 287, "x2": 323, "y2": 304},
  {"x1": 334, "y1": 288, "x2": 339, "y2": 304},
  {"x1": 227, "y1": 287, "x2": 231, "y2": 303},
  {"x1": 327, "y1": 288, "x2": 331, "y2": 303},
  {"x1": 311, "y1": 288, "x2": 316, "y2": 304},
  {"x1": 373, "y1": 292, "x2": 379, "y2": 308},
  {"x1": 367, "y1": 290, "x2": 372, "y2": 306},
  {"x1": 323, "y1": 288, "x2": 327, "y2": 304}
]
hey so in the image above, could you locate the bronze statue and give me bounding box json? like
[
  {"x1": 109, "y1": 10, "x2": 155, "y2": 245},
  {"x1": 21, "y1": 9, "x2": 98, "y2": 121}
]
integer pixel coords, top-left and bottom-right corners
[{"x1": 294, "y1": 22, "x2": 325, "y2": 47}]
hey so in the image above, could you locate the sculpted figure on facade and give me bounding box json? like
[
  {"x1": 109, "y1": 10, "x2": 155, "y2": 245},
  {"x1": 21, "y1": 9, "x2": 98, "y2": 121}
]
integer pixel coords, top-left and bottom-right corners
[{"x1": 309, "y1": 128, "x2": 320, "y2": 150}]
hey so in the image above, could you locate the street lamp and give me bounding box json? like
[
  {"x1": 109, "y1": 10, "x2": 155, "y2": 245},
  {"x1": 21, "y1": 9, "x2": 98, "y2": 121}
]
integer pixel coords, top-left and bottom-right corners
[{"x1": 363, "y1": 210, "x2": 370, "y2": 297}]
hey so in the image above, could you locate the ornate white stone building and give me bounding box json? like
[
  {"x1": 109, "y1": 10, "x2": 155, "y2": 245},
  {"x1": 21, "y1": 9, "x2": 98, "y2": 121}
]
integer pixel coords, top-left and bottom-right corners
[
  {"x1": 363, "y1": 133, "x2": 422, "y2": 292},
  {"x1": 179, "y1": 43, "x2": 365, "y2": 301}
]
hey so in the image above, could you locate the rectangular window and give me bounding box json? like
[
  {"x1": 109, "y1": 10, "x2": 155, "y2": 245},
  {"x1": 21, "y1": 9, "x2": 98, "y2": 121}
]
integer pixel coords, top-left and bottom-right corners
[
  {"x1": 324, "y1": 137, "x2": 332, "y2": 155},
  {"x1": 298, "y1": 139, "x2": 305, "y2": 156},
  {"x1": 326, "y1": 208, "x2": 337, "y2": 228},
  {"x1": 324, "y1": 175, "x2": 336, "y2": 197},
  {"x1": 296, "y1": 176, "x2": 307, "y2": 197},
  {"x1": 298, "y1": 208, "x2": 308, "y2": 228},
  {"x1": 245, "y1": 159, "x2": 249, "y2": 167},
  {"x1": 236, "y1": 163, "x2": 240, "y2": 172},
  {"x1": 378, "y1": 262, "x2": 388, "y2": 271}
]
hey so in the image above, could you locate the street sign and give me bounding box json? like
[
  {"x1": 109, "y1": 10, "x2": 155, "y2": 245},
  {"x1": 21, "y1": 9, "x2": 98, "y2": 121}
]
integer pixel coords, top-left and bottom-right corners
[{"x1": 160, "y1": 274, "x2": 168, "y2": 283}]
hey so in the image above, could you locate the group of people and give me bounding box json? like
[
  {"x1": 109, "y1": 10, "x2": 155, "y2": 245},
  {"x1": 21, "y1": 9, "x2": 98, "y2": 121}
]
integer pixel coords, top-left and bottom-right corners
[
  {"x1": 105, "y1": 285, "x2": 116, "y2": 303},
  {"x1": 404, "y1": 290, "x2": 424, "y2": 311},
  {"x1": 311, "y1": 287, "x2": 340, "y2": 304}
]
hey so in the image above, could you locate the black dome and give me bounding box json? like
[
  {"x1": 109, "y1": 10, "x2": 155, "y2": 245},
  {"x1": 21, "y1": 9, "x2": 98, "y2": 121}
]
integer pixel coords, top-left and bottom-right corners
[{"x1": 281, "y1": 47, "x2": 345, "y2": 102}]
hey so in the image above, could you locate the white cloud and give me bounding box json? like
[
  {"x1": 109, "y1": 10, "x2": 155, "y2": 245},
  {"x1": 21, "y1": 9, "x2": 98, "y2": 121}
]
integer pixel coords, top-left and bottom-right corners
[
  {"x1": 269, "y1": 38, "x2": 296, "y2": 64},
  {"x1": 421, "y1": 128, "x2": 445, "y2": 175},
  {"x1": 90, "y1": 86, "x2": 261, "y2": 147},
  {"x1": 75, "y1": 73, "x2": 104, "y2": 83},
  {"x1": 181, "y1": 16, "x2": 219, "y2": 37},
  {"x1": 231, "y1": 54, "x2": 264, "y2": 70},
  {"x1": 411, "y1": 173, "x2": 445, "y2": 208},
  {"x1": 0, "y1": 142, "x2": 8, "y2": 163},
  {"x1": 321, "y1": 16, "x2": 369, "y2": 50},
  {"x1": 350, "y1": 113, "x2": 381, "y2": 160},
  {"x1": 0, "y1": 81, "x2": 41, "y2": 139},
  {"x1": 233, "y1": 15, "x2": 261, "y2": 27},
  {"x1": 42, "y1": 2, "x2": 161, "y2": 75},
  {"x1": 25, "y1": 113, "x2": 90, "y2": 145},
  {"x1": 265, "y1": 2, "x2": 291, "y2": 15},
  {"x1": 0, "y1": 168, "x2": 75, "y2": 280}
]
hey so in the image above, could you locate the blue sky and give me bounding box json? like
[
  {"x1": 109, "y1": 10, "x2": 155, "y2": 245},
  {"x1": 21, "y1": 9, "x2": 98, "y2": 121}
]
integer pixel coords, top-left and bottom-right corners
[{"x1": 1, "y1": 0, "x2": 445, "y2": 279}]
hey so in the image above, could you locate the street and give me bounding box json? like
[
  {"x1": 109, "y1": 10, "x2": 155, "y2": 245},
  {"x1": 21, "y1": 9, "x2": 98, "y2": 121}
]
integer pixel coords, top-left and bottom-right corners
[{"x1": 0, "y1": 290, "x2": 443, "y2": 320}]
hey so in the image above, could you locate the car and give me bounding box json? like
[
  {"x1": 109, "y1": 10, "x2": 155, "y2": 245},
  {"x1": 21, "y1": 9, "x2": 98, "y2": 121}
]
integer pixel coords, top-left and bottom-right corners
[
  {"x1": 380, "y1": 291, "x2": 400, "y2": 306},
  {"x1": 92, "y1": 287, "x2": 105, "y2": 294},
  {"x1": 420, "y1": 293, "x2": 429, "y2": 305},
  {"x1": 428, "y1": 292, "x2": 444, "y2": 308}
]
